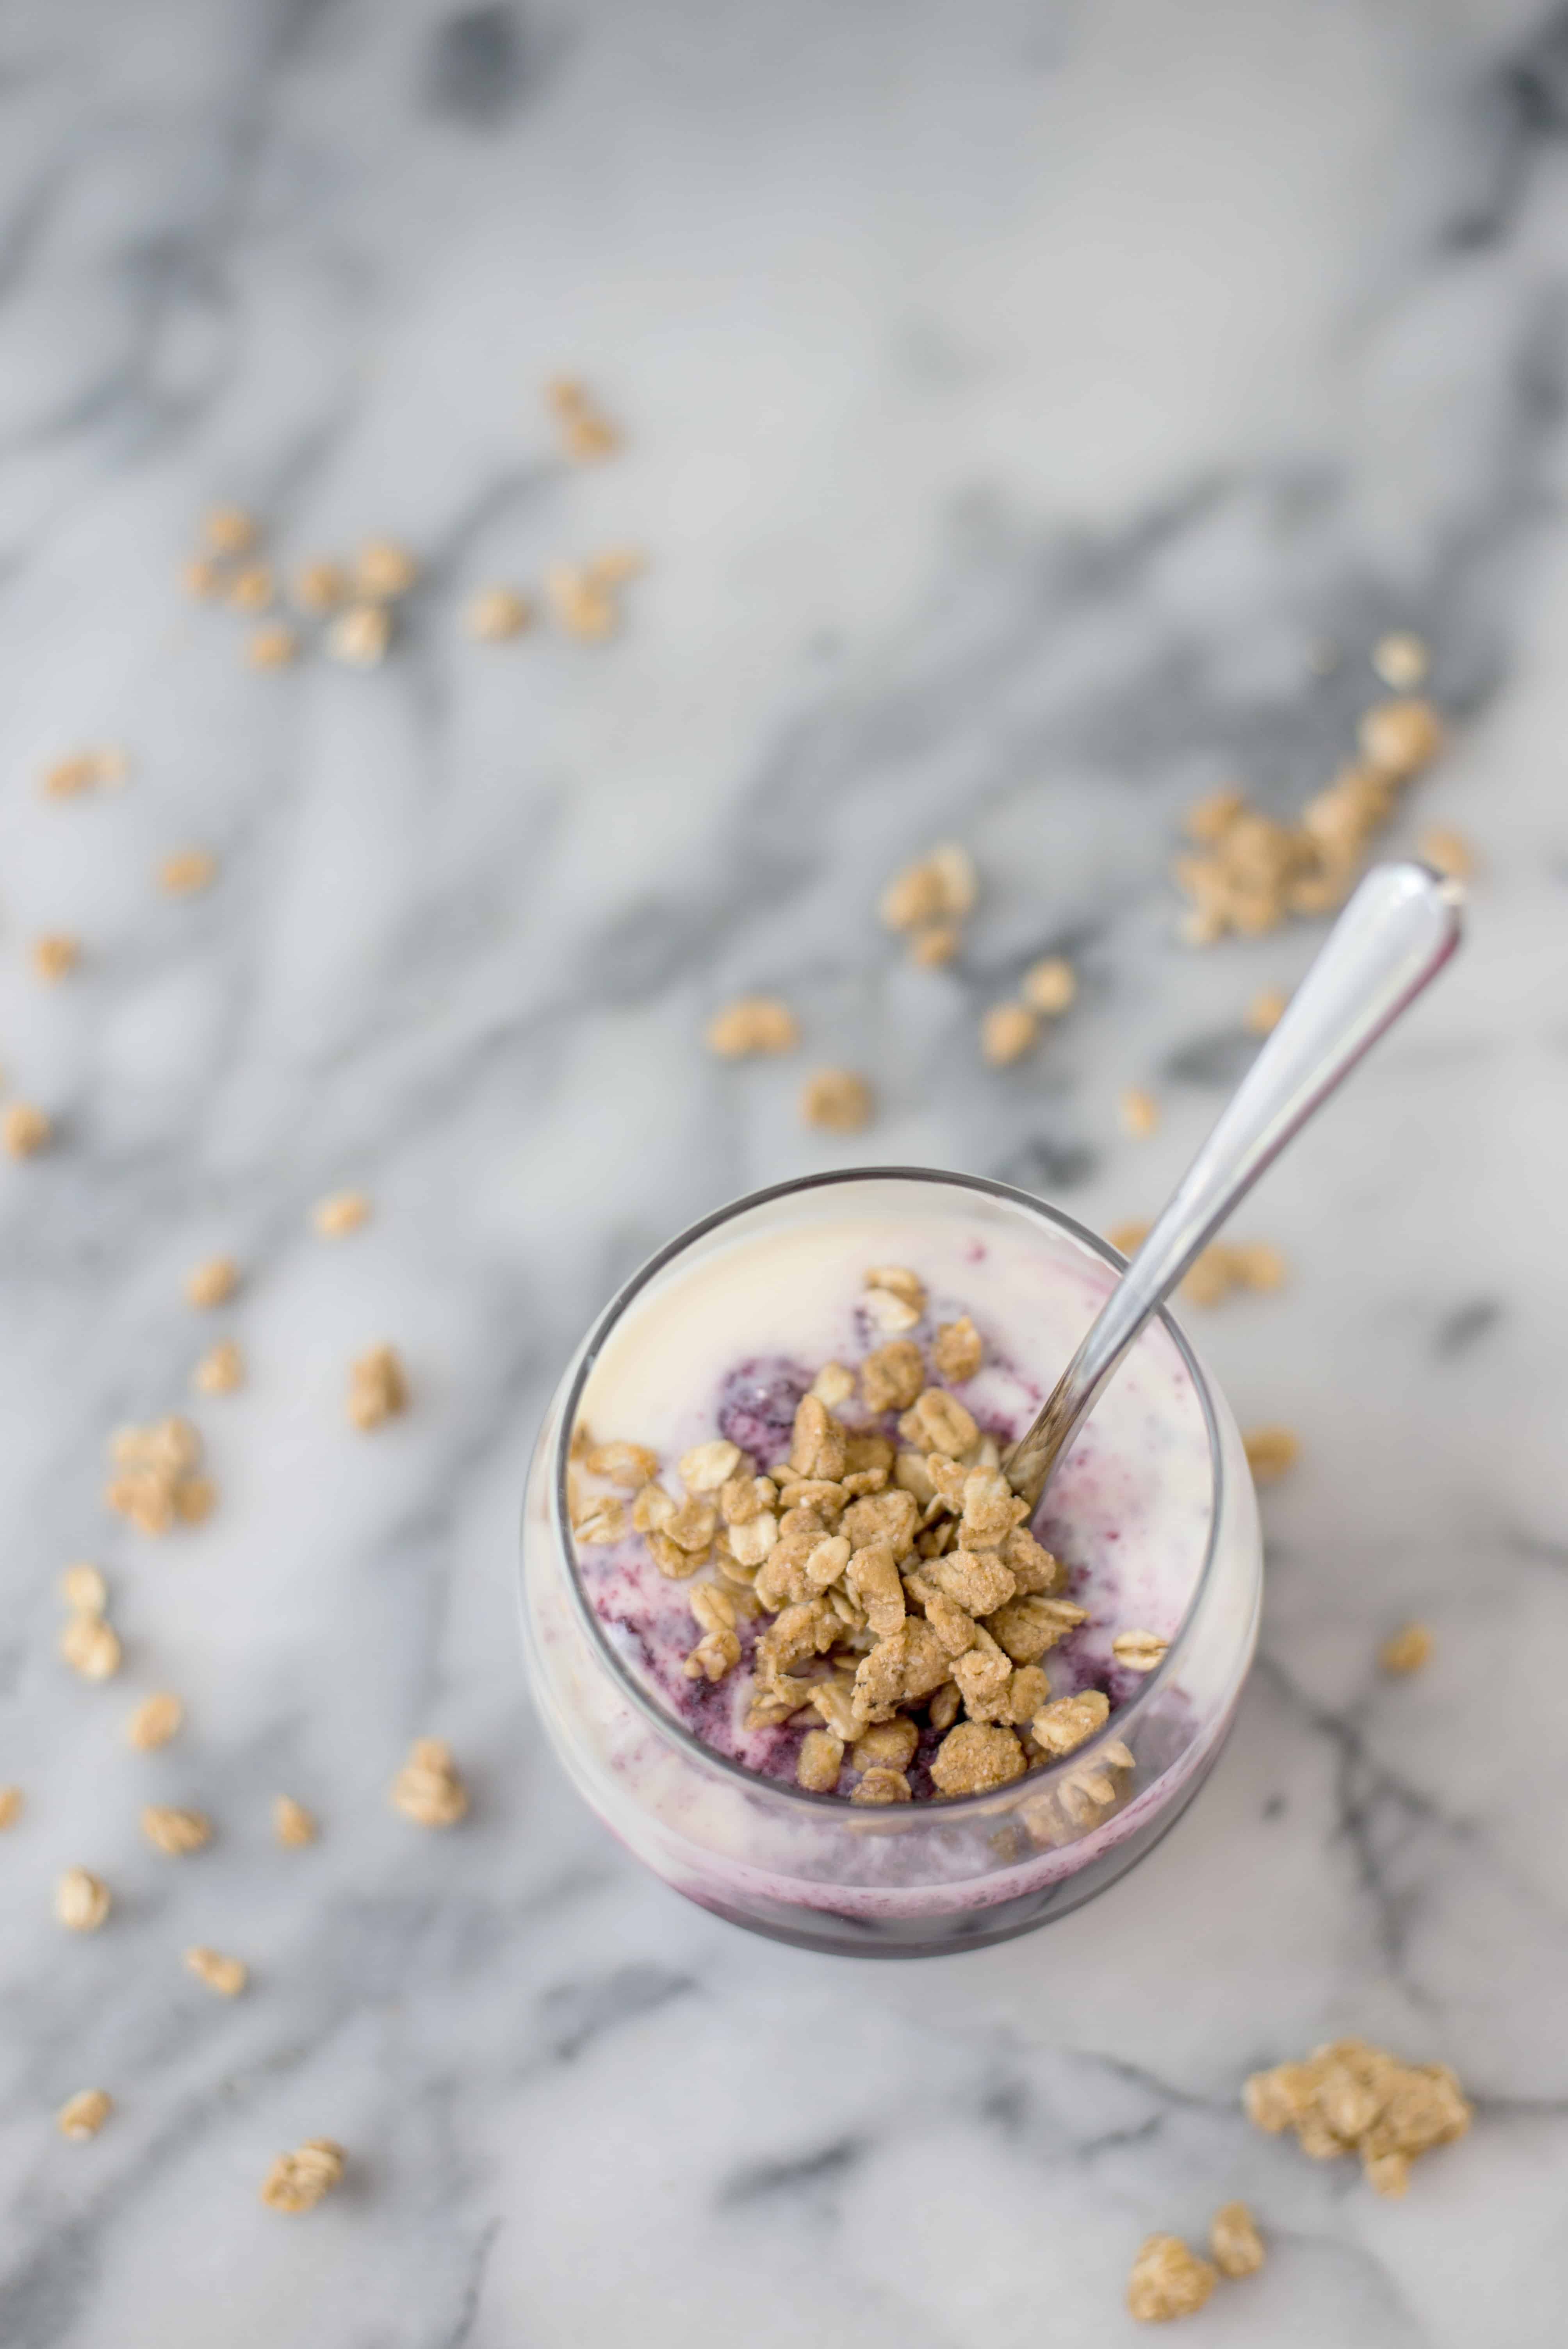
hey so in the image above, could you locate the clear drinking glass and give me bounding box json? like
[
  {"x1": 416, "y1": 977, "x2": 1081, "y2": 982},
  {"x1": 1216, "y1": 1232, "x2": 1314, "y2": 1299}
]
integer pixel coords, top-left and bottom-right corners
[{"x1": 519, "y1": 1168, "x2": 1262, "y2": 1958}]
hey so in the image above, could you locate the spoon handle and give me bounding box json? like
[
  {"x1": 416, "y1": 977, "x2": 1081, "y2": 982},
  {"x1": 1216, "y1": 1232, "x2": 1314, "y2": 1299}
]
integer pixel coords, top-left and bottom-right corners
[{"x1": 1005, "y1": 860, "x2": 1464, "y2": 1510}]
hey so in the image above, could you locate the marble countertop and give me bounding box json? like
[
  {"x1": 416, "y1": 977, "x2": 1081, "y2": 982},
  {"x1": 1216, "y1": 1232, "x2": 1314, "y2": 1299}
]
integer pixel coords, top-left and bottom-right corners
[{"x1": 2, "y1": 0, "x2": 1566, "y2": 2340}]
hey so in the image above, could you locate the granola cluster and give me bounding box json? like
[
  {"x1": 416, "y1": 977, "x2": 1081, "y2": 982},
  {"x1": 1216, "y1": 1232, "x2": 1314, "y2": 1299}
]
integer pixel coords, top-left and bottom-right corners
[
  {"x1": 105, "y1": 1417, "x2": 216, "y2": 1536},
  {"x1": 572, "y1": 1265, "x2": 1151, "y2": 1807},
  {"x1": 1174, "y1": 696, "x2": 1445, "y2": 945},
  {"x1": 1244, "y1": 2037, "x2": 1471, "y2": 2198}
]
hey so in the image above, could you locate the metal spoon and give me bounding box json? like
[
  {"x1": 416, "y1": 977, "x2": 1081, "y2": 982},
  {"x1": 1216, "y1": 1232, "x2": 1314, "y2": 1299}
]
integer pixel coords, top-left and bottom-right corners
[{"x1": 1004, "y1": 860, "x2": 1464, "y2": 1511}]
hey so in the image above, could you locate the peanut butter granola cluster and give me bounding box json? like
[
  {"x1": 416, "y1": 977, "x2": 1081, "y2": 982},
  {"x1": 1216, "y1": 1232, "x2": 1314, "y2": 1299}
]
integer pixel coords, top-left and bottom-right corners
[
  {"x1": 571, "y1": 1265, "x2": 1151, "y2": 1810},
  {"x1": 1244, "y1": 2036, "x2": 1470, "y2": 2198}
]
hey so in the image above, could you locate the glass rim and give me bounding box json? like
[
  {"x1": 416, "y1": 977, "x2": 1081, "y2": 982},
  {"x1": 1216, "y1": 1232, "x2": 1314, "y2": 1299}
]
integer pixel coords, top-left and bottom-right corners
[{"x1": 545, "y1": 1164, "x2": 1229, "y2": 1821}]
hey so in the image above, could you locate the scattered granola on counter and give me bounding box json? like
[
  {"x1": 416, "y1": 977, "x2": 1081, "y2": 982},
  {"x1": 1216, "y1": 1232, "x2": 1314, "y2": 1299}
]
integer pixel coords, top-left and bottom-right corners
[
  {"x1": 184, "y1": 1255, "x2": 240, "y2": 1309},
  {"x1": 30, "y1": 934, "x2": 80, "y2": 983},
  {"x1": 141, "y1": 1804, "x2": 212, "y2": 1857},
  {"x1": 185, "y1": 1945, "x2": 248, "y2": 1996},
  {"x1": 260, "y1": 2137, "x2": 346, "y2": 2214},
  {"x1": 1243, "y1": 1426, "x2": 1300, "y2": 1484},
  {"x1": 801, "y1": 1068, "x2": 874, "y2": 1132},
  {"x1": 57, "y1": 2089, "x2": 114, "y2": 2141},
  {"x1": 1174, "y1": 696, "x2": 1445, "y2": 944},
  {"x1": 546, "y1": 376, "x2": 620, "y2": 462},
  {"x1": 3, "y1": 1103, "x2": 53, "y2": 1158},
  {"x1": 312, "y1": 1188, "x2": 371, "y2": 1238},
  {"x1": 1379, "y1": 1621, "x2": 1433, "y2": 1677},
  {"x1": 105, "y1": 1417, "x2": 215, "y2": 1535},
  {"x1": 390, "y1": 1738, "x2": 468, "y2": 1827},
  {"x1": 126, "y1": 1692, "x2": 184, "y2": 1750},
  {"x1": 1127, "y1": 2233, "x2": 1217, "y2": 2324},
  {"x1": 1245, "y1": 984, "x2": 1289, "y2": 1035},
  {"x1": 1244, "y1": 2037, "x2": 1470, "y2": 2195},
  {"x1": 1372, "y1": 630, "x2": 1429, "y2": 690},
  {"x1": 193, "y1": 1338, "x2": 245, "y2": 1395},
  {"x1": 273, "y1": 1794, "x2": 319, "y2": 1847},
  {"x1": 55, "y1": 1868, "x2": 112, "y2": 1930},
  {"x1": 348, "y1": 1344, "x2": 409, "y2": 1430},
  {"x1": 0, "y1": 1785, "x2": 23, "y2": 1830},
  {"x1": 40, "y1": 745, "x2": 126, "y2": 798},
  {"x1": 159, "y1": 848, "x2": 217, "y2": 897},
  {"x1": 1209, "y1": 2201, "x2": 1265, "y2": 2279},
  {"x1": 705, "y1": 996, "x2": 799, "y2": 1057},
  {"x1": 1120, "y1": 1086, "x2": 1160, "y2": 1139}
]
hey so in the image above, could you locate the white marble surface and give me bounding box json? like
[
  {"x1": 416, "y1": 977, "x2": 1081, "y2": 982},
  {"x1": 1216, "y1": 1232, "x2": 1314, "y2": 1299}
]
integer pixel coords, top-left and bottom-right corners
[{"x1": 2, "y1": 0, "x2": 1567, "y2": 2339}]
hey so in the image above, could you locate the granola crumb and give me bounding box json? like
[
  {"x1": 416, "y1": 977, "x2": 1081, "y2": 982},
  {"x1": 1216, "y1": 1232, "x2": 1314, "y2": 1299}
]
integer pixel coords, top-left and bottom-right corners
[
  {"x1": 40, "y1": 745, "x2": 125, "y2": 799},
  {"x1": 60, "y1": 1562, "x2": 107, "y2": 1615},
  {"x1": 852, "y1": 1766, "x2": 912, "y2": 1804},
  {"x1": 184, "y1": 1255, "x2": 240, "y2": 1309},
  {"x1": 57, "y1": 2089, "x2": 114, "y2": 2141},
  {"x1": 1111, "y1": 1628, "x2": 1168, "y2": 1674},
  {"x1": 980, "y1": 1002, "x2": 1038, "y2": 1067},
  {"x1": 326, "y1": 602, "x2": 392, "y2": 667},
  {"x1": 1106, "y1": 1219, "x2": 1150, "y2": 1258},
  {"x1": 1418, "y1": 825, "x2": 1474, "y2": 881},
  {"x1": 1245, "y1": 986, "x2": 1289, "y2": 1035},
  {"x1": 930, "y1": 1720, "x2": 1026, "y2": 1796},
  {"x1": 796, "y1": 1728, "x2": 844, "y2": 1793},
  {"x1": 30, "y1": 934, "x2": 80, "y2": 983},
  {"x1": 879, "y1": 844, "x2": 977, "y2": 933},
  {"x1": 465, "y1": 585, "x2": 533, "y2": 641},
  {"x1": 294, "y1": 559, "x2": 347, "y2": 613},
  {"x1": 348, "y1": 1344, "x2": 408, "y2": 1430},
  {"x1": 1244, "y1": 1426, "x2": 1300, "y2": 1484},
  {"x1": 273, "y1": 1793, "x2": 317, "y2": 1847},
  {"x1": 260, "y1": 2138, "x2": 345, "y2": 2214},
  {"x1": 1127, "y1": 2234, "x2": 1218, "y2": 2323},
  {"x1": 183, "y1": 555, "x2": 224, "y2": 599},
  {"x1": 705, "y1": 996, "x2": 799, "y2": 1058},
  {"x1": 1020, "y1": 955, "x2": 1076, "y2": 1016},
  {"x1": 1359, "y1": 697, "x2": 1444, "y2": 779},
  {"x1": 312, "y1": 1189, "x2": 371, "y2": 1239},
  {"x1": 932, "y1": 1315, "x2": 984, "y2": 1383},
  {"x1": 60, "y1": 1609, "x2": 121, "y2": 1681},
  {"x1": 801, "y1": 1068, "x2": 873, "y2": 1132},
  {"x1": 159, "y1": 848, "x2": 217, "y2": 897},
  {"x1": 228, "y1": 562, "x2": 274, "y2": 613},
  {"x1": 1119, "y1": 1086, "x2": 1160, "y2": 1139},
  {"x1": 248, "y1": 620, "x2": 299, "y2": 670},
  {"x1": 353, "y1": 539, "x2": 418, "y2": 601},
  {"x1": 1030, "y1": 1688, "x2": 1109, "y2": 1758},
  {"x1": 909, "y1": 921, "x2": 960, "y2": 967},
  {"x1": 1243, "y1": 2037, "x2": 1470, "y2": 2192},
  {"x1": 3, "y1": 1103, "x2": 53, "y2": 1157},
  {"x1": 546, "y1": 377, "x2": 620, "y2": 462},
  {"x1": 1379, "y1": 1621, "x2": 1433, "y2": 1676},
  {"x1": 104, "y1": 1417, "x2": 212, "y2": 1536},
  {"x1": 127, "y1": 1691, "x2": 183, "y2": 1750},
  {"x1": 201, "y1": 505, "x2": 258, "y2": 558},
  {"x1": 545, "y1": 561, "x2": 618, "y2": 642},
  {"x1": 141, "y1": 1804, "x2": 212, "y2": 1857},
  {"x1": 391, "y1": 1736, "x2": 468, "y2": 1826},
  {"x1": 1209, "y1": 2201, "x2": 1265, "y2": 2279},
  {"x1": 193, "y1": 1338, "x2": 244, "y2": 1395},
  {"x1": 185, "y1": 1944, "x2": 247, "y2": 1996},
  {"x1": 1231, "y1": 1241, "x2": 1288, "y2": 1293},
  {"x1": 56, "y1": 1868, "x2": 112, "y2": 1930},
  {"x1": 1372, "y1": 631, "x2": 1429, "y2": 691},
  {"x1": 0, "y1": 1784, "x2": 21, "y2": 1829}
]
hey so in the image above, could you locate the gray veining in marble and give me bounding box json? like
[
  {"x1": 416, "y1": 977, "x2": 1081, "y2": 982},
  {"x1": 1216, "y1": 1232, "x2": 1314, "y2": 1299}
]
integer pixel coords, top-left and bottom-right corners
[{"x1": 2, "y1": 0, "x2": 1568, "y2": 2341}]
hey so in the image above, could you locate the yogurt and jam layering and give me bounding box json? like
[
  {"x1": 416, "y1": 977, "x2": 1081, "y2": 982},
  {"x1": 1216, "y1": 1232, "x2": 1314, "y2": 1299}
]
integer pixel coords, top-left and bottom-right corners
[{"x1": 520, "y1": 1171, "x2": 1262, "y2": 1955}]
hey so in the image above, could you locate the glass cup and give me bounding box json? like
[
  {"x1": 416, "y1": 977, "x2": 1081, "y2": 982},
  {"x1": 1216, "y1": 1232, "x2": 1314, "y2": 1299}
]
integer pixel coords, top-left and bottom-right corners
[{"x1": 519, "y1": 1168, "x2": 1262, "y2": 1957}]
